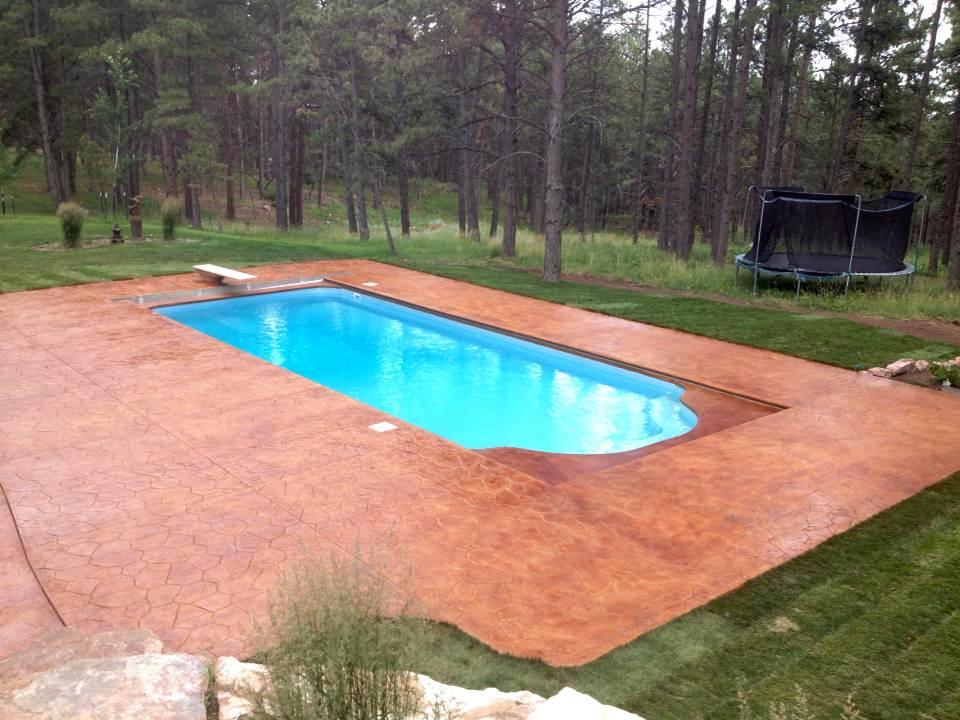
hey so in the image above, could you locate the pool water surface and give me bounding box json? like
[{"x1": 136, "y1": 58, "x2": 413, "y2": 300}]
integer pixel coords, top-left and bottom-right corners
[{"x1": 156, "y1": 288, "x2": 697, "y2": 454}]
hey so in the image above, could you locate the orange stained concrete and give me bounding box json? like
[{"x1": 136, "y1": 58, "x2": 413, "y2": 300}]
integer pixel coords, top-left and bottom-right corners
[{"x1": 1, "y1": 259, "x2": 959, "y2": 666}]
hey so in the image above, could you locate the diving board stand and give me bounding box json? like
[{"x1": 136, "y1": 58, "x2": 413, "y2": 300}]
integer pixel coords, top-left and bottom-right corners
[{"x1": 193, "y1": 264, "x2": 257, "y2": 285}]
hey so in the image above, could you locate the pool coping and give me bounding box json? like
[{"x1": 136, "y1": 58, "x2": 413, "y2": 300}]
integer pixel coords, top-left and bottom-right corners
[
  {"x1": 144, "y1": 278, "x2": 781, "y2": 483},
  {"x1": 136, "y1": 276, "x2": 786, "y2": 410}
]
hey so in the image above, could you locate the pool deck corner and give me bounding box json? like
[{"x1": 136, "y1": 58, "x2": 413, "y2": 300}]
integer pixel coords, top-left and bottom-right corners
[{"x1": 1, "y1": 259, "x2": 959, "y2": 665}]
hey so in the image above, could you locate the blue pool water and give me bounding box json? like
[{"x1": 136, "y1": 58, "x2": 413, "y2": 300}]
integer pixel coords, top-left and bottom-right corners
[{"x1": 156, "y1": 288, "x2": 696, "y2": 454}]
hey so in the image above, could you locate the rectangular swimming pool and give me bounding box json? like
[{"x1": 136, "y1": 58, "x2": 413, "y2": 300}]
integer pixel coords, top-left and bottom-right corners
[{"x1": 156, "y1": 288, "x2": 696, "y2": 454}]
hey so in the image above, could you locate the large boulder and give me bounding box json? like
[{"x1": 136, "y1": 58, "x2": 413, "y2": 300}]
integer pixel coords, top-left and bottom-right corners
[
  {"x1": 416, "y1": 674, "x2": 545, "y2": 719},
  {"x1": 528, "y1": 687, "x2": 644, "y2": 720},
  {"x1": 885, "y1": 358, "x2": 917, "y2": 376},
  {"x1": 0, "y1": 628, "x2": 163, "y2": 691},
  {"x1": 1, "y1": 653, "x2": 207, "y2": 720},
  {"x1": 0, "y1": 629, "x2": 207, "y2": 720}
]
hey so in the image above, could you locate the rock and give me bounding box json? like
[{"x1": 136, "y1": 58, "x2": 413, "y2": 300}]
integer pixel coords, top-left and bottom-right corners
[
  {"x1": 217, "y1": 691, "x2": 255, "y2": 720},
  {"x1": 885, "y1": 358, "x2": 916, "y2": 376},
  {"x1": 4, "y1": 653, "x2": 207, "y2": 720},
  {"x1": 416, "y1": 675, "x2": 544, "y2": 720},
  {"x1": 215, "y1": 657, "x2": 271, "y2": 720},
  {"x1": 915, "y1": 360, "x2": 930, "y2": 372},
  {"x1": 868, "y1": 367, "x2": 893, "y2": 378},
  {"x1": 528, "y1": 688, "x2": 644, "y2": 720},
  {"x1": 215, "y1": 656, "x2": 269, "y2": 697},
  {"x1": 0, "y1": 628, "x2": 164, "y2": 692}
]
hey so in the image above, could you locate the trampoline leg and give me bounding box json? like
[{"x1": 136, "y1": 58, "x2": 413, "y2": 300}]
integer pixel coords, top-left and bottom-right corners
[
  {"x1": 844, "y1": 273, "x2": 851, "y2": 298},
  {"x1": 795, "y1": 275, "x2": 801, "y2": 300}
]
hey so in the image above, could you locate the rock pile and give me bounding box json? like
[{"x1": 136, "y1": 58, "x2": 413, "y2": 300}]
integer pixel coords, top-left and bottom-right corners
[
  {"x1": 867, "y1": 356, "x2": 959, "y2": 381},
  {"x1": 0, "y1": 630, "x2": 646, "y2": 720},
  {"x1": 213, "y1": 656, "x2": 646, "y2": 720}
]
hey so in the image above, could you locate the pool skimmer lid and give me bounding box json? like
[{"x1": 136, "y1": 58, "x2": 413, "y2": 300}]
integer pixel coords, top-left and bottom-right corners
[
  {"x1": 362, "y1": 282, "x2": 379, "y2": 287},
  {"x1": 369, "y1": 421, "x2": 398, "y2": 433}
]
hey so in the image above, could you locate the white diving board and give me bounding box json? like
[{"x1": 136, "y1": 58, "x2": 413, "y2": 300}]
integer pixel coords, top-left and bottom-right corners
[{"x1": 193, "y1": 264, "x2": 257, "y2": 285}]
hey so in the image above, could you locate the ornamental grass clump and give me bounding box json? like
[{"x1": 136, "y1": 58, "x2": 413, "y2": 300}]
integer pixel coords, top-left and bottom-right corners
[
  {"x1": 254, "y1": 552, "x2": 440, "y2": 720},
  {"x1": 160, "y1": 197, "x2": 181, "y2": 241},
  {"x1": 57, "y1": 202, "x2": 88, "y2": 249}
]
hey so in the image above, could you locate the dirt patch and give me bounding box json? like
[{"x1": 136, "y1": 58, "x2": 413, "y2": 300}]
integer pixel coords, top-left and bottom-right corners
[
  {"x1": 33, "y1": 235, "x2": 199, "y2": 251},
  {"x1": 769, "y1": 616, "x2": 800, "y2": 634},
  {"x1": 546, "y1": 269, "x2": 960, "y2": 346}
]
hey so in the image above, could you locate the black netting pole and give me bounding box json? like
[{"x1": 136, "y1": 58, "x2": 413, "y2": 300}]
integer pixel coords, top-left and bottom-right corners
[
  {"x1": 845, "y1": 195, "x2": 863, "y2": 297},
  {"x1": 914, "y1": 195, "x2": 927, "y2": 280},
  {"x1": 753, "y1": 190, "x2": 772, "y2": 295}
]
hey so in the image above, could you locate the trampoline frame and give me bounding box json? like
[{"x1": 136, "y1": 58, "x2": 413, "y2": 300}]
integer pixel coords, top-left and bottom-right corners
[{"x1": 735, "y1": 187, "x2": 927, "y2": 298}]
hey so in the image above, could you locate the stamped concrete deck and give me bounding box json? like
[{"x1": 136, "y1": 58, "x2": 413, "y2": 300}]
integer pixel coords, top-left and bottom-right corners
[{"x1": 1, "y1": 260, "x2": 959, "y2": 664}]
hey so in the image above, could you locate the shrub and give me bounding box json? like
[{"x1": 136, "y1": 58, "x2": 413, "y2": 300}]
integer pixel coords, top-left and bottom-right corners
[
  {"x1": 160, "y1": 198, "x2": 182, "y2": 241},
  {"x1": 254, "y1": 552, "x2": 437, "y2": 720},
  {"x1": 57, "y1": 202, "x2": 88, "y2": 248},
  {"x1": 930, "y1": 361, "x2": 960, "y2": 388}
]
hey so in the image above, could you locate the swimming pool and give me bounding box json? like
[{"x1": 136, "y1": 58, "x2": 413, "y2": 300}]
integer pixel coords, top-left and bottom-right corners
[{"x1": 156, "y1": 288, "x2": 696, "y2": 454}]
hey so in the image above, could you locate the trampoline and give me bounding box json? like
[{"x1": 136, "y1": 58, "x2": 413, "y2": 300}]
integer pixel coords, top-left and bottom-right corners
[{"x1": 735, "y1": 187, "x2": 927, "y2": 296}]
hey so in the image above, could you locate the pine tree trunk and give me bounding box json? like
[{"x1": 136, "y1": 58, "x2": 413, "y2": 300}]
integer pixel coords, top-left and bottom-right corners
[
  {"x1": 288, "y1": 116, "x2": 304, "y2": 228},
  {"x1": 456, "y1": 52, "x2": 480, "y2": 242},
  {"x1": 338, "y1": 118, "x2": 358, "y2": 233},
  {"x1": 771, "y1": 13, "x2": 799, "y2": 184},
  {"x1": 372, "y1": 173, "x2": 396, "y2": 255},
  {"x1": 542, "y1": 0, "x2": 568, "y2": 282},
  {"x1": 712, "y1": 0, "x2": 759, "y2": 265},
  {"x1": 154, "y1": 49, "x2": 178, "y2": 197},
  {"x1": 827, "y1": 0, "x2": 873, "y2": 192},
  {"x1": 632, "y1": 6, "x2": 651, "y2": 244},
  {"x1": 578, "y1": 13, "x2": 601, "y2": 242},
  {"x1": 930, "y1": 92, "x2": 960, "y2": 275},
  {"x1": 488, "y1": 171, "x2": 500, "y2": 238},
  {"x1": 27, "y1": 0, "x2": 64, "y2": 210},
  {"x1": 348, "y1": 52, "x2": 369, "y2": 240},
  {"x1": 782, "y1": 15, "x2": 814, "y2": 186},
  {"x1": 222, "y1": 96, "x2": 236, "y2": 221},
  {"x1": 183, "y1": 167, "x2": 193, "y2": 221},
  {"x1": 394, "y1": 32, "x2": 411, "y2": 238},
  {"x1": 755, "y1": 0, "x2": 784, "y2": 188},
  {"x1": 317, "y1": 142, "x2": 326, "y2": 207},
  {"x1": 692, "y1": 0, "x2": 722, "y2": 233},
  {"x1": 271, "y1": 7, "x2": 288, "y2": 231},
  {"x1": 500, "y1": 0, "x2": 520, "y2": 256},
  {"x1": 658, "y1": 0, "x2": 684, "y2": 251},
  {"x1": 708, "y1": 0, "x2": 742, "y2": 236},
  {"x1": 236, "y1": 82, "x2": 246, "y2": 200},
  {"x1": 673, "y1": 0, "x2": 704, "y2": 260},
  {"x1": 948, "y1": 199, "x2": 960, "y2": 290},
  {"x1": 904, "y1": 0, "x2": 942, "y2": 188}
]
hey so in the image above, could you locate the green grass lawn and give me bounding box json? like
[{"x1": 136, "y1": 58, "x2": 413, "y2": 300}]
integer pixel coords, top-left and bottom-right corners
[
  {"x1": 2, "y1": 213, "x2": 957, "y2": 369},
  {"x1": 399, "y1": 261, "x2": 959, "y2": 370},
  {"x1": 411, "y1": 470, "x2": 960, "y2": 720}
]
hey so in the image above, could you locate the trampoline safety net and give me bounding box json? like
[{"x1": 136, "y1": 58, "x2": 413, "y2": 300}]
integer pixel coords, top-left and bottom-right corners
[{"x1": 743, "y1": 189, "x2": 924, "y2": 276}]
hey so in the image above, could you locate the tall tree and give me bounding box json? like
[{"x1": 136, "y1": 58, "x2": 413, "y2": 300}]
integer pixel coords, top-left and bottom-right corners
[
  {"x1": 712, "y1": 0, "x2": 759, "y2": 264},
  {"x1": 542, "y1": 0, "x2": 568, "y2": 282},
  {"x1": 672, "y1": 0, "x2": 705, "y2": 259},
  {"x1": 903, "y1": 0, "x2": 943, "y2": 188},
  {"x1": 658, "y1": 0, "x2": 685, "y2": 251},
  {"x1": 631, "y1": 6, "x2": 651, "y2": 244}
]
